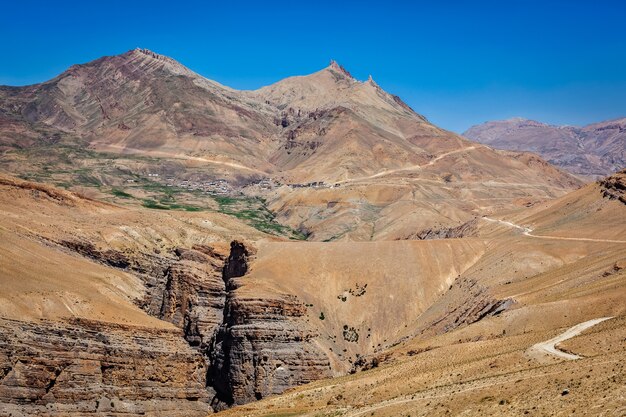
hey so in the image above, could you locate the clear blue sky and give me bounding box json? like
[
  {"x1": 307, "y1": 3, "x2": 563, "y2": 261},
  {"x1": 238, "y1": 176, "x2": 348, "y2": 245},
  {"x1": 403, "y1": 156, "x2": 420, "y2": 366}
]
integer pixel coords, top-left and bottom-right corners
[{"x1": 1, "y1": 0, "x2": 625, "y2": 132}]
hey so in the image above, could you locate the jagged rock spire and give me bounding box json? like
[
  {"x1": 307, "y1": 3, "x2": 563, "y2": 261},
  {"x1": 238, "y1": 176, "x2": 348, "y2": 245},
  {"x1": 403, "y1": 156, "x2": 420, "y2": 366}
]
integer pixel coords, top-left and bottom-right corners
[
  {"x1": 367, "y1": 74, "x2": 380, "y2": 89},
  {"x1": 328, "y1": 59, "x2": 353, "y2": 79}
]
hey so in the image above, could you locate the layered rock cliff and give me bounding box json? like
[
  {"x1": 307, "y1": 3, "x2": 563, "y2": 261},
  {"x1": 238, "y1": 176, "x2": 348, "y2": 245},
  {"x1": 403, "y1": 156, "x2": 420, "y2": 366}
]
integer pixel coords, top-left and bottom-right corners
[
  {"x1": 401, "y1": 218, "x2": 479, "y2": 240},
  {"x1": 158, "y1": 246, "x2": 227, "y2": 350},
  {"x1": 0, "y1": 318, "x2": 209, "y2": 417},
  {"x1": 0, "y1": 230, "x2": 339, "y2": 415},
  {"x1": 55, "y1": 239, "x2": 333, "y2": 411},
  {"x1": 208, "y1": 241, "x2": 332, "y2": 409}
]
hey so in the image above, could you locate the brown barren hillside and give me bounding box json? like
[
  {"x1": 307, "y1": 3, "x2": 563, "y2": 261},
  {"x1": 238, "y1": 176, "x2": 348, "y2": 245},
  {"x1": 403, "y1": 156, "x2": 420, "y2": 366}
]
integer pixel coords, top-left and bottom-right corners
[
  {"x1": 217, "y1": 170, "x2": 626, "y2": 417},
  {"x1": 1, "y1": 169, "x2": 623, "y2": 416},
  {"x1": 493, "y1": 168, "x2": 626, "y2": 241}
]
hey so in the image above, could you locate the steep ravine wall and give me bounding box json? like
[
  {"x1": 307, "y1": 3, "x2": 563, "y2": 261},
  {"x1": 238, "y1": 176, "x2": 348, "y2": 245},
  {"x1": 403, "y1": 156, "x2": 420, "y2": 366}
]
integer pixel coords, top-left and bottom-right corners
[
  {"x1": 157, "y1": 246, "x2": 228, "y2": 352},
  {"x1": 124, "y1": 239, "x2": 332, "y2": 410},
  {"x1": 208, "y1": 241, "x2": 332, "y2": 410},
  {"x1": 0, "y1": 238, "x2": 335, "y2": 415},
  {"x1": 0, "y1": 318, "x2": 209, "y2": 417}
]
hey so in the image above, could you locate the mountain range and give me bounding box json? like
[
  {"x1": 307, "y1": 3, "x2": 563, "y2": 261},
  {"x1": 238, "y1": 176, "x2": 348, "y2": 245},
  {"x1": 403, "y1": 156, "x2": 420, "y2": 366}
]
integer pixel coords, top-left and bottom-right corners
[
  {"x1": 464, "y1": 117, "x2": 626, "y2": 179},
  {"x1": 0, "y1": 48, "x2": 580, "y2": 242}
]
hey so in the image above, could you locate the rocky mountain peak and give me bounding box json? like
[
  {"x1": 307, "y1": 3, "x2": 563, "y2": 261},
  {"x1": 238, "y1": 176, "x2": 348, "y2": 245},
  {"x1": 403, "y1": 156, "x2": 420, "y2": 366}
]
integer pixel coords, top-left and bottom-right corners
[
  {"x1": 123, "y1": 47, "x2": 200, "y2": 79},
  {"x1": 366, "y1": 74, "x2": 380, "y2": 88},
  {"x1": 133, "y1": 47, "x2": 167, "y2": 60},
  {"x1": 328, "y1": 59, "x2": 353, "y2": 79}
]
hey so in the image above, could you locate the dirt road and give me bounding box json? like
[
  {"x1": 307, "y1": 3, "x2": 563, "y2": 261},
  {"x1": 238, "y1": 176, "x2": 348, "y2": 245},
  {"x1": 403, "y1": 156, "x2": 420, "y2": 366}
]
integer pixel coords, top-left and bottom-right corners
[
  {"x1": 93, "y1": 143, "x2": 270, "y2": 174},
  {"x1": 337, "y1": 146, "x2": 477, "y2": 184},
  {"x1": 481, "y1": 216, "x2": 626, "y2": 244},
  {"x1": 528, "y1": 317, "x2": 613, "y2": 360}
]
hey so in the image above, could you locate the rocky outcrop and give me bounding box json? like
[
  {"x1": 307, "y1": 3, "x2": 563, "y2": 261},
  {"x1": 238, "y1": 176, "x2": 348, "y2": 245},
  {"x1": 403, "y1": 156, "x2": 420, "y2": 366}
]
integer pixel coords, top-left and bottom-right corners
[
  {"x1": 599, "y1": 169, "x2": 626, "y2": 205},
  {"x1": 208, "y1": 292, "x2": 332, "y2": 409},
  {"x1": 0, "y1": 318, "x2": 209, "y2": 417},
  {"x1": 424, "y1": 277, "x2": 514, "y2": 335},
  {"x1": 59, "y1": 240, "x2": 131, "y2": 269},
  {"x1": 329, "y1": 60, "x2": 353, "y2": 79},
  {"x1": 159, "y1": 247, "x2": 227, "y2": 350},
  {"x1": 444, "y1": 295, "x2": 513, "y2": 333},
  {"x1": 208, "y1": 241, "x2": 332, "y2": 409},
  {"x1": 401, "y1": 219, "x2": 478, "y2": 240},
  {"x1": 222, "y1": 241, "x2": 249, "y2": 284}
]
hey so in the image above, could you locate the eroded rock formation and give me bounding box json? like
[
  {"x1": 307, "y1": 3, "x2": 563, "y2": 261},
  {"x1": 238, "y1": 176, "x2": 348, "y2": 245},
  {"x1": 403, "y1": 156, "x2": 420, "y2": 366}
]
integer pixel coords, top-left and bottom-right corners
[
  {"x1": 208, "y1": 241, "x2": 332, "y2": 409},
  {"x1": 15, "y1": 238, "x2": 334, "y2": 413},
  {"x1": 599, "y1": 169, "x2": 626, "y2": 204},
  {"x1": 222, "y1": 240, "x2": 250, "y2": 284},
  {"x1": 159, "y1": 247, "x2": 227, "y2": 350},
  {"x1": 425, "y1": 277, "x2": 514, "y2": 335},
  {"x1": 402, "y1": 218, "x2": 478, "y2": 240},
  {"x1": 0, "y1": 318, "x2": 209, "y2": 417}
]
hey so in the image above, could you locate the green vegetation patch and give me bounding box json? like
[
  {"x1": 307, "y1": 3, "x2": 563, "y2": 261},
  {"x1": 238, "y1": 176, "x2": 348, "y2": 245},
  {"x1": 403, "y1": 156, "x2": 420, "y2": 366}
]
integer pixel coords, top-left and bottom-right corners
[
  {"x1": 141, "y1": 198, "x2": 203, "y2": 212},
  {"x1": 142, "y1": 199, "x2": 171, "y2": 210},
  {"x1": 111, "y1": 188, "x2": 133, "y2": 198},
  {"x1": 214, "y1": 195, "x2": 306, "y2": 239}
]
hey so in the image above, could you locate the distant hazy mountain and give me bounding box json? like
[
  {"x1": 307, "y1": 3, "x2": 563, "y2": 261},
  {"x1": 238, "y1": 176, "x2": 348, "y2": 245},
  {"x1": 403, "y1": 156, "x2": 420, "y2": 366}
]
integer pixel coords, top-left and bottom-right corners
[{"x1": 464, "y1": 117, "x2": 626, "y2": 178}]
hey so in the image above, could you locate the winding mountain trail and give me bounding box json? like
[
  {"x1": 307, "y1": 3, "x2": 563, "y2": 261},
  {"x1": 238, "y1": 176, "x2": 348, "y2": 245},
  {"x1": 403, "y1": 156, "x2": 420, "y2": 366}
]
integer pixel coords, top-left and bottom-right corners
[
  {"x1": 528, "y1": 317, "x2": 613, "y2": 360},
  {"x1": 343, "y1": 318, "x2": 615, "y2": 417},
  {"x1": 337, "y1": 146, "x2": 477, "y2": 184},
  {"x1": 92, "y1": 143, "x2": 271, "y2": 174},
  {"x1": 481, "y1": 216, "x2": 626, "y2": 244}
]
